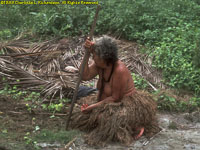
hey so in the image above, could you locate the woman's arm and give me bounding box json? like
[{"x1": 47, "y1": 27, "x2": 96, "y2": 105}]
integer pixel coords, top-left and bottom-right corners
[
  {"x1": 81, "y1": 40, "x2": 98, "y2": 81},
  {"x1": 81, "y1": 66, "x2": 128, "y2": 112},
  {"x1": 81, "y1": 58, "x2": 99, "y2": 81},
  {"x1": 81, "y1": 96, "x2": 114, "y2": 113}
]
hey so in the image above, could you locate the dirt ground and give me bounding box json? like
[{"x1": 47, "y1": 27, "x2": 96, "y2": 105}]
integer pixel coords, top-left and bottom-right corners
[
  {"x1": 0, "y1": 95, "x2": 200, "y2": 150},
  {"x1": 0, "y1": 95, "x2": 69, "y2": 150}
]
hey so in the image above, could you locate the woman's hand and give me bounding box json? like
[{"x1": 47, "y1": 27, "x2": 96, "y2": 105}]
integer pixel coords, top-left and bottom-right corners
[
  {"x1": 84, "y1": 38, "x2": 94, "y2": 53},
  {"x1": 81, "y1": 104, "x2": 90, "y2": 113},
  {"x1": 81, "y1": 103, "x2": 97, "y2": 113}
]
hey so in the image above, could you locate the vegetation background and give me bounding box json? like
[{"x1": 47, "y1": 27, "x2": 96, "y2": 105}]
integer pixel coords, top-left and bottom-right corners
[
  {"x1": 0, "y1": 0, "x2": 200, "y2": 107},
  {"x1": 1, "y1": 0, "x2": 200, "y2": 149}
]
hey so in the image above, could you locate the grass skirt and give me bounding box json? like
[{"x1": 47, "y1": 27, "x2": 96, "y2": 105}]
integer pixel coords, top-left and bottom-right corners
[{"x1": 69, "y1": 90, "x2": 161, "y2": 146}]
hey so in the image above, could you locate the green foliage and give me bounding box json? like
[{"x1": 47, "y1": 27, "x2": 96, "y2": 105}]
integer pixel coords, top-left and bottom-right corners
[
  {"x1": 24, "y1": 91, "x2": 40, "y2": 101},
  {"x1": 151, "y1": 23, "x2": 200, "y2": 94},
  {"x1": 193, "y1": 33, "x2": 200, "y2": 68},
  {"x1": 47, "y1": 103, "x2": 64, "y2": 112},
  {"x1": 155, "y1": 91, "x2": 200, "y2": 112},
  {"x1": 1, "y1": 0, "x2": 198, "y2": 40},
  {"x1": 188, "y1": 96, "x2": 200, "y2": 111},
  {"x1": 0, "y1": 29, "x2": 12, "y2": 39},
  {"x1": 41, "y1": 98, "x2": 69, "y2": 114},
  {"x1": 0, "y1": 83, "x2": 41, "y2": 101},
  {"x1": 24, "y1": 132, "x2": 40, "y2": 149},
  {"x1": 156, "y1": 93, "x2": 182, "y2": 112},
  {"x1": 0, "y1": 4, "x2": 96, "y2": 38},
  {"x1": 1, "y1": 0, "x2": 200, "y2": 96},
  {"x1": 132, "y1": 73, "x2": 149, "y2": 90},
  {"x1": 0, "y1": 84, "x2": 23, "y2": 100}
]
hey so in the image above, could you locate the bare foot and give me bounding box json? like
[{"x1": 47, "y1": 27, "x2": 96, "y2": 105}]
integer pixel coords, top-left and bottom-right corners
[{"x1": 134, "y1": 127, "x2": 144, "y2": 140}]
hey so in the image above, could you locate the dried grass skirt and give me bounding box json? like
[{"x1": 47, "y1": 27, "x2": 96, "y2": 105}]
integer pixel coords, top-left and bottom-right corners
[{"x1": 68, "y1": 90, "x2": 161, "y2": 146}]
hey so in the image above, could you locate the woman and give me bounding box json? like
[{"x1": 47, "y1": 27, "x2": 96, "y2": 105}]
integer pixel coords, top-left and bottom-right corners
[{"x1": 70, "y1": 35, "x2": 160, "y2": 146}]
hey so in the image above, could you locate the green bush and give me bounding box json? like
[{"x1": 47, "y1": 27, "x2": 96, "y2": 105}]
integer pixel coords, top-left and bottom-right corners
[
  {"x1": 1, "y1": 0, "x2": 200, "y2": 95},
  {"x1": 155, "y1": 92, "x2": 200, "y2": 112},
  {"x1": 193, "y1": 33, "x2": 200, "y2": 68},
  {"x1": 132, "y1": 73, "x2": 149, "y2": 90},
  {"x1": 151, "y1": 23, "x2": 200, "y2": 94}
]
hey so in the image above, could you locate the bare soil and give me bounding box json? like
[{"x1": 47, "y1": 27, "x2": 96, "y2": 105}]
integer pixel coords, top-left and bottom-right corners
[{"x1": 0, "y1": 95, "x2": 68, "y2": 150}]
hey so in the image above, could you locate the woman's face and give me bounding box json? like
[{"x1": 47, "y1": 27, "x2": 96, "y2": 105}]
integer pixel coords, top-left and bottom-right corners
[{"x1": 91, "y1": 51, "x2": 106, "y2": 68}]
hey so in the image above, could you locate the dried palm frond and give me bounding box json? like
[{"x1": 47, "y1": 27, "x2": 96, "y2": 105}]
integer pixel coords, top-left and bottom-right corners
[
  {"x1": 0, "y1": 57, "x2": 48, "y2": 88},
  {"x1": 0, "y1": 37, "x2": 82, "y2": 100},
  {"x1": 0, "y1": 57, "x2": 78, "y2": 99}
]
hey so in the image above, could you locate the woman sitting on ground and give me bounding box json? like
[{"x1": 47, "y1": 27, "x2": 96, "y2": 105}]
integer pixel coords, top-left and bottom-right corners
[{"x1": 70, "y1": 35, "x2": 160, "y2": 146}]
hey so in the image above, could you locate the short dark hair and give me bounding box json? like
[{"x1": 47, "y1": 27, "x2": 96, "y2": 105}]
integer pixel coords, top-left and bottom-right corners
[{"x1": 94, "y1": 35, "x2": 118, "y2": 65}]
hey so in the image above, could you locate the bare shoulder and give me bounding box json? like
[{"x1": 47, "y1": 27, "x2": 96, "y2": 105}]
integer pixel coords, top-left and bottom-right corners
[{"x1": 114, "y1": 60, "x2": 129, "y2": 74}]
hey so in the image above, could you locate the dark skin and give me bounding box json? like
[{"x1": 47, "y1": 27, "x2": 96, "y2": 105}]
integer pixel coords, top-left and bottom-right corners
[{"x1": 80, "y1": 39, "x2": 144, "y2": 139}]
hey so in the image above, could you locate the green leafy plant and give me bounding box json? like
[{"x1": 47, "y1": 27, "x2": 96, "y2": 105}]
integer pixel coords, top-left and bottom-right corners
[
  {"x1": 156, "y1": 93, "x2": 178, "y2": 111},
  {"x1": 155, "y1": 91, "x2": 200, "y2": 112},
  {"x1": 24, "y1": 91, "x2": 40, "y2": 101},
  {"x1": 24, "y1": 132, "x2": 40, "y2": 149},
  {"x1": 47, "y1": 103, "x2": 64, "y2": 112},
  {"x1": 132, "y1": 73, "x2": 149, "y2": 90}
]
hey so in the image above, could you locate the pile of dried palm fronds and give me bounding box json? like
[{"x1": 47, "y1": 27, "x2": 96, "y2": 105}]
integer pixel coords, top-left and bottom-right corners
[
  {"x1": 0, "y1": 35, "x2": 165, "y2": 101},
  {"x1": 0, "y1": 36, "x2": 86, "y2": 100}
]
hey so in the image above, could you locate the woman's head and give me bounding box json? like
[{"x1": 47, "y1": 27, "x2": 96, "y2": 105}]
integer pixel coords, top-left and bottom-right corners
[{"x1": 93, "y1": 35, "x2": 118, "y2": 65}]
